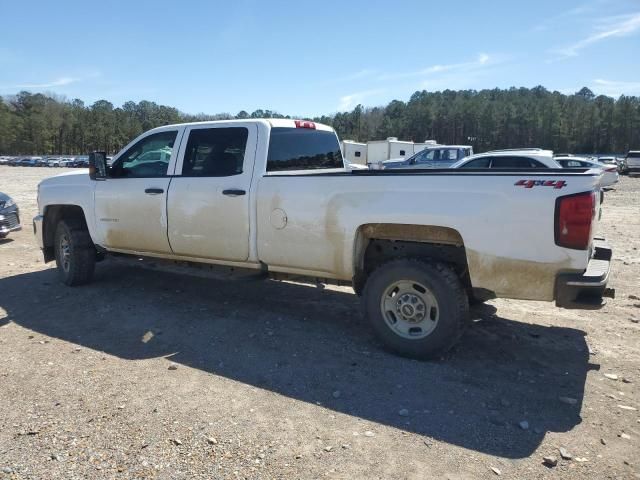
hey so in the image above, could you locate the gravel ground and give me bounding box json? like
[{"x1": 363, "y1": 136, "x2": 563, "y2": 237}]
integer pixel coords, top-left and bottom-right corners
[{"x1": 0, "y1": 165, "x2": 638, "y2": 479}]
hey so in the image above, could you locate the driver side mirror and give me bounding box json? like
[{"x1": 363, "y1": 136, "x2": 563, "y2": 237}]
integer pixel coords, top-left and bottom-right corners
[{"x1": 89, "y1": 151, "x2": 107, "y2": 180}]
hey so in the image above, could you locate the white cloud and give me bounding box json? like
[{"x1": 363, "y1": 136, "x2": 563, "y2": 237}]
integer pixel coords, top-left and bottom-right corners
[
  {"x1": 377, "y1": 53, "x2": 497, "y2": 81},
  {"x1": 592, "y1": 78, "x2": 640, "y2": 97},
  {"x1": 337, "y1": 88, "x2": 385, "y2": 111},
  {"x1": 0, "y1": 72, "x2": 101, "y2": 91},
  {"x1": 14, "y1": 77, "x2": 81, "y2": 89},
  {"x1": 554, "y1": 12, "x2": 640, "y2": 58},
  {"x1": 532, "y1": 2, "x2": 599, "y2": 32}
]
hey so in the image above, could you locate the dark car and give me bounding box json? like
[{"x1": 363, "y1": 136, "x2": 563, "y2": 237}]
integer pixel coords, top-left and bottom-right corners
[
  {"x1": 72, "y1": 157, "x2": 89, "y2": 167},
  {"x1": 0, "y1": 192, "x2": 21, "y2": 238},
  {"x1": 18, "y1": 158, "x2": 39, "y2": 167}
]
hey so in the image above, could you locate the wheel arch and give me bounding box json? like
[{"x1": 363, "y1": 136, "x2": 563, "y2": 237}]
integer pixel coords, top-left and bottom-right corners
[
  {"x1": 352, "y1": 223, "x2": 472, "y2": 296},
  {"x1": 42, "y1": 204, "x2": 90, "y2": 262}
]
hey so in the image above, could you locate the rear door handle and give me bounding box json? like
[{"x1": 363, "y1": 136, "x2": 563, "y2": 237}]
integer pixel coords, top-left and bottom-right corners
[
  {"x1": 222, "y1": 189, "x2": 246, "y2": 196},
  {"x1": 145, "y1": 188, "x2": 164, "y2": 195}
]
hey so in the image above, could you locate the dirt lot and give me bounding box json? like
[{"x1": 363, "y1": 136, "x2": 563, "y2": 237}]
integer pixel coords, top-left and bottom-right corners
[{"x1": 0, "y1": 165, "x2": 639, "y2": 479}]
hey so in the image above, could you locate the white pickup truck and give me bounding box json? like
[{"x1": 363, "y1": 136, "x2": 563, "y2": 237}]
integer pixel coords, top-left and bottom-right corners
[{"x1": 33, "y1": 119, "x2": 614, "y2": 358}]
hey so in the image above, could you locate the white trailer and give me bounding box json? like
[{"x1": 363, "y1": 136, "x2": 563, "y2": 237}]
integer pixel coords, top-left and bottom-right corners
[
  {"x1": 367, "y1": 137, "x2": 415, "y2": 164},
  {"x1": 413, "y1": 140, "x2": 439, "y2": 154},
  {"x1": 341, "y1": 140, "x2": 368, "y2": 165}
]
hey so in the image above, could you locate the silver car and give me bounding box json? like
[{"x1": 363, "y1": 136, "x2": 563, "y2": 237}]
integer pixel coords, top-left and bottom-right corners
[
  {"x1": 0, "y1": 192, "x2": 21, "y2": 238},
  {"x1": 382, "y1": 146, "x2": 473, "y2": 169}
]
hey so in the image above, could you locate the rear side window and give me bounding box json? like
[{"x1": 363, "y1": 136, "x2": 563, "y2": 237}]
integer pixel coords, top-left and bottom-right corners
[
  {"x1": 442, "y1": 149, "x2": 460, "y2": 161},
  {"x1": 628, "y1": 152, "x2": 640, "y2": 158},
  {"x1": 181, "y1": 127, "x2": 248, "y2": 177},
  {"x1": 491, "y1": 156, "x2": 546, "y2": 168},
  {"x1": 460, "y1": 157, "x2": 491, "y2": 168},
  {"x1": 562, "y1": 160, "x2": 583, "y2": 168},
  {"x1": 267, "y1": 128, "x2": 343, "y2": 172}
]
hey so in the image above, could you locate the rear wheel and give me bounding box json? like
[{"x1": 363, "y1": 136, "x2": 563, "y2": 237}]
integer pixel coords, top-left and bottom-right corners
[
  {"x1": 363, "y1": 259, "x2": 468, "y2": 359},
  {"x1": 54, "y1": 219, "x2": 96, "y2": 286}
]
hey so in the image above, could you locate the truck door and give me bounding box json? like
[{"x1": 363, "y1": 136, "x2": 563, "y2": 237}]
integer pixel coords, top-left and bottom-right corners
[
  {"x1": 166, "y1": 123, "x2": 257, "y2": 261},
  {"x1": 94, "y1": 128, "x2": 182, "y2": 254}
]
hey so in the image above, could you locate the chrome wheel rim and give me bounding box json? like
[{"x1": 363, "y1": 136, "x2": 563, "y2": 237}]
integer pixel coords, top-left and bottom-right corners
[
  {"x1": 59, "y1": 234, "x2": 71, "y2": 272},
  {"x1": 380, "y1": 280, "x2": 439, "y2": 339}
]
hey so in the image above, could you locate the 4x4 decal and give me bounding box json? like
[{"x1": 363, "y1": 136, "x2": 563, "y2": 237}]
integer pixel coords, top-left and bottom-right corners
[{"x1": 515, "y1": 179, "x2": 567, "y2": 189}]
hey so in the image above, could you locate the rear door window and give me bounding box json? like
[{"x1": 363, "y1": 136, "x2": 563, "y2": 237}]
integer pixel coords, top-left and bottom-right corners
[
  {"x1": 562, "y1": 160, "x2": 583, "y2": 168},
  {"x1": 267, "y1": 128, "x2": 343, "y2": 172},
  {"x1": 491, "y1": 156, "x2": 546, "y2": 168},
  {"x1": 459, "y1": 157, "x2": 491, "y2": 168},
  {"x1": 181, "y1": 127, "x2": 248, "y2": 177}
]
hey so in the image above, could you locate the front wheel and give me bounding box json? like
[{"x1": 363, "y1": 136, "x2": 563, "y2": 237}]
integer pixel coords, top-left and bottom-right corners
[
  {"x1": 363, "y1": 259, "x2": 468, "y2": 359},
  {"x1": 54, "y1": 220, "x2": 96, "y2": 286}
]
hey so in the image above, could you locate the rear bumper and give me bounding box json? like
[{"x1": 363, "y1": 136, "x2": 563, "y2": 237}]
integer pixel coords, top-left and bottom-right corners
[{"x1": 555, "y1": 238, "x2": 614, "y2": 309}]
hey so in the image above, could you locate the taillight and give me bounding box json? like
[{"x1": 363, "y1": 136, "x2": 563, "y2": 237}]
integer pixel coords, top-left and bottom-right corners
[
  {"x1": 294, "y1": 120, "x2": 316, "y2": 129},
  {"x1": 605, "y1": 166, "x2": 617, "y2": 172},
  {"x1": 555, "y1": 192, "x2": 596, "y2": 250}
]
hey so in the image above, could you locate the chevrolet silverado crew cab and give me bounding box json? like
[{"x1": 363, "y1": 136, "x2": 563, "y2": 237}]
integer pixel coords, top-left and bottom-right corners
[{"x1": 34, "y1": 119, "x2": 614, "y2": 359}]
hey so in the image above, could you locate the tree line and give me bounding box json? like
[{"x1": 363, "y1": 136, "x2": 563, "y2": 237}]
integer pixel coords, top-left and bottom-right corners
[{"x1": 1, "y1": 86, "x2": 638, "y2": 156}]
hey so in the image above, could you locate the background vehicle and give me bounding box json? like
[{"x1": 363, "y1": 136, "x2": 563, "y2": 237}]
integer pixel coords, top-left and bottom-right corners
[
  {"x1": 34, "y1": 120, "x2": 612, "y2": 359},
  {"x1": 46, "y1": 157, "x2": 61, "y2": 167},
  {"x1": 72, "y1": 156, "x2": 89, "y2": 167},
  {"x1": 0, "y1": 192, "x2": 21, "y2": 238},
  {"x1": 596, "y1": 156, "x2": 625, "y2": 174},
  {"x1": 625, "y1": 150, "x2": 640, "y2": 174},
  {"x1": 383, "y1": 146, "x2": 473, "y2": 169},
  {"x1": 451, "y1": 149, "x2": 561, "y2": 168},
  {"x1": 18, "y1": 157, "x2": 40, "y2": 167},
  {"x1": 59, "y1": 158, "x2": 75, "y2": 168},
  {"x1": 556, "y1": 157, "x2": 618, "y2": 187}
]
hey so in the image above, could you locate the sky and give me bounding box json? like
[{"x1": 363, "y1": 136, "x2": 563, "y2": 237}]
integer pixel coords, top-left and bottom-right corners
[{"x1": 0, "y1": 0, "x2": 639, "y2": 117}]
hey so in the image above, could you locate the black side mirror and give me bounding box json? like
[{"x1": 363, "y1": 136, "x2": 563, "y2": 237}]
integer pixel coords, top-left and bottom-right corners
[{"x1": 89, "y1": 151, "x2": 107, "y2": 180}]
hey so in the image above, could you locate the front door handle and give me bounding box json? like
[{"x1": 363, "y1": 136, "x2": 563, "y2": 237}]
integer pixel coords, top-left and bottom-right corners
[
  {"x1": 145, "y1": 188, "x2": 164, "y2": 195},
  {"x1": 222, "y1": 189, "x2": 246, "y2": 196}
]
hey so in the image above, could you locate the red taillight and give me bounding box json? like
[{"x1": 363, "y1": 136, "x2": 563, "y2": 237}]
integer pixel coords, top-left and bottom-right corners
[
  {"x1": 605, "y1": 166, "x2": 617, "y2": 172},
  {"x1": 294, "y1": 120, "x2": 316, "y2": 129},
  {"x1": 555, "y1": 192, "x2": 596, "y2": 250}
]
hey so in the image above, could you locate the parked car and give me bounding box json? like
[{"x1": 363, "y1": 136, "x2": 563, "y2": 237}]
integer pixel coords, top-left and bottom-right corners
[
  {"x1": 0, "y1": 192, "x2": 21, "y2": 238},
  {"x1": 72, "y1": 156, "x2": 89, "y2": 167},
  {"x1": 34, "y1": 119, "x2": 613, "y2": 359},
  {"x1": 0, "y1": 157, "x2": 11, "y2": 165},
  {"x1": 18, "y1": 157, "x2": 40, "y2": 167},
  {"x1": 383, "y1": 145, "x2": 473, "y2": 169},
  {"x1": 450, "y1": 149, "x2": 562, "y2": 169},
  {"x1": 625, "y1": 150, "x2": 640, "y2": 174},
  {"x1": 596, "y1": 156, "x2": 618, "y2": 167},
  {"x1": 59, "y1": 158, "x2": 75, "y2": 168},
  {"x1": 556, "y1": 157, "x2": 618, "y2": 187},
  {"x1": 595, "y1": 156, "x2": 627, "y2": 174}
]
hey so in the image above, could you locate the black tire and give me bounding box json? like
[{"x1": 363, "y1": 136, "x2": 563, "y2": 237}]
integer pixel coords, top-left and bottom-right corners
[
  {"x1": 363, "y1": 259, "x2": 468, "y2": 359},
  {"x1": 54, "y1": 219, "x2": 96, "y2": 286}
]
